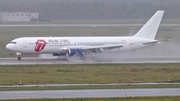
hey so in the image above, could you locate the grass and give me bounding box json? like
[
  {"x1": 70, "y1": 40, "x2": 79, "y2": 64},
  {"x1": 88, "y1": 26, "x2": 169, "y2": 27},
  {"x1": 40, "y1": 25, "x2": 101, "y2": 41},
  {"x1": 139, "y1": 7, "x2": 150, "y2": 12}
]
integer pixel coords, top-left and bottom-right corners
[
  {"x1": 1, "y1": 97, "x2": 180, "y2": 101},
  {"x1": 1, "y1": 19, "x2": 180, "y2": 24},
  {"x1": 1, "y1": 25, "x2": 180, "y2": 57},
  {"x1": 0, "y1": 64, "x2": 180, "y2": 84},
  {"x1": 1, "y1": 84, "x2": 180, "y2": 91}
]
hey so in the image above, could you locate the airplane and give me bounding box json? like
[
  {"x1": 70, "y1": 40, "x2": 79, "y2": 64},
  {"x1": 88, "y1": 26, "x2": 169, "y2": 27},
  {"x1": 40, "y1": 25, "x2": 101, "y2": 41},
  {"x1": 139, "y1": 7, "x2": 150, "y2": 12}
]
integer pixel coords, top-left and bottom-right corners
[{"x1": 6, "y1": 10, "x2": 164, "y2": 60}]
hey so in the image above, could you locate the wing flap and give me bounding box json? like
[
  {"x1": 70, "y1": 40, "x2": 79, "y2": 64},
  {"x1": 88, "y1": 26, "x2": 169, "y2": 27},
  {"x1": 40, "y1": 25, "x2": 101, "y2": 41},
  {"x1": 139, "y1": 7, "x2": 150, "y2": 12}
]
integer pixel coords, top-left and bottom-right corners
[{"x1": 82, "y1": 44, "x2": 123, "y2": 50}]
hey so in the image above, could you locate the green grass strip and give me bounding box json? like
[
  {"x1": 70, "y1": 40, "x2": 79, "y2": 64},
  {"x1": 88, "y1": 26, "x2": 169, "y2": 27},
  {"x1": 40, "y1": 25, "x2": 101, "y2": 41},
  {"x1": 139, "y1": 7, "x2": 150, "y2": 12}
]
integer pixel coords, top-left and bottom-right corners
[
  {"x1": 1, "y1": 96, "x2": 180, "y2": 101},
  {"x1": 0, "y1": 64, "x2": 180, "y2": 84},
  {"x1": 1, "y1": 84, "x2": 180, "y2": 91}
]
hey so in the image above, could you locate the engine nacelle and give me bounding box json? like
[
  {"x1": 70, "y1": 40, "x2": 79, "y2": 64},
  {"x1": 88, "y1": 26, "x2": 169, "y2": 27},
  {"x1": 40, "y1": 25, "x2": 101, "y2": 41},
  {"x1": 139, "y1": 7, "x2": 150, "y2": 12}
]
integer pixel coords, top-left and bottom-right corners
[
  {"x1": 67, "y1": 49, "x2": 83, "y2": 57},
  {"x1": 52, "y1": 53, "x2": 67, "y2": 56}
]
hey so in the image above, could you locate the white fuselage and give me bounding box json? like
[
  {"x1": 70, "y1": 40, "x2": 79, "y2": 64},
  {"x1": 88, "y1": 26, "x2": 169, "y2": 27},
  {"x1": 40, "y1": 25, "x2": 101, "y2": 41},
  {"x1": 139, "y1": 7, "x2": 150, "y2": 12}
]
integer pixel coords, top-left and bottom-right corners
[{"x1": 6, "y1": 36, "x2": 156, "y2": 54}]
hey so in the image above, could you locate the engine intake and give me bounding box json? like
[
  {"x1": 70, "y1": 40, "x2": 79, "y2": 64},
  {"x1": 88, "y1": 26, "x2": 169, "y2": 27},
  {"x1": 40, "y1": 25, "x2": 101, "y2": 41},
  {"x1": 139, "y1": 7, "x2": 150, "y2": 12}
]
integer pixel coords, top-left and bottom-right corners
[{"x1": 67, "y1": 49, "x2": 83, "y2": 57}]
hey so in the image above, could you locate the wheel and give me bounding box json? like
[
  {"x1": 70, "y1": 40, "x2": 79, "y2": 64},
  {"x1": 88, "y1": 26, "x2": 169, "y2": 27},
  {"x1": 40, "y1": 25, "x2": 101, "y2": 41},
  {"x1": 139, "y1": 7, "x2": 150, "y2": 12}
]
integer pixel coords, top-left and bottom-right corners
[
  {"x1": 17, "y1": 57, "x2": 21, "y2": 60},
  {"x1": 16, "y1": 52, "x2": 22, "y2": 60}
]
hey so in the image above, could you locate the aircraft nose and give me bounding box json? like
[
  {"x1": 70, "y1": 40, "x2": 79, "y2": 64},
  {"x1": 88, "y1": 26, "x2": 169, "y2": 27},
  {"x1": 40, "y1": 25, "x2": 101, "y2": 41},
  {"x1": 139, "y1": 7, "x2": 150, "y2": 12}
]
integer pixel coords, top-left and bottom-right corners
[
  {"x1": 6, "y1": 44, "x2": 14, "y2": 50},
  {"x1": 6, "y1": 44, "x2": 10, "y2": 50}
]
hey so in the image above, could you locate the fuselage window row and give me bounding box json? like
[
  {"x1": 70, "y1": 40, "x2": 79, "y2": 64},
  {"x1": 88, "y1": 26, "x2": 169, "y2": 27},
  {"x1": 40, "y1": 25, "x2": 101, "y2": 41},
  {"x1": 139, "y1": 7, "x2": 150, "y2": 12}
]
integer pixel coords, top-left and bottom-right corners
[{"x1": 29, "y1": 42, "x2": 126, "y2": 45}]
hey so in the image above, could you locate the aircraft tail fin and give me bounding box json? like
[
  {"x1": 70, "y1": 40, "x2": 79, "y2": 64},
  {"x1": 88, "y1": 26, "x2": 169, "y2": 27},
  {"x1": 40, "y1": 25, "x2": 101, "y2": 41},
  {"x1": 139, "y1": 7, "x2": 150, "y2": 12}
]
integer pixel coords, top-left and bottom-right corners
[{"x1": 133, "y1": 10, "x2": 164, "y2": 40}]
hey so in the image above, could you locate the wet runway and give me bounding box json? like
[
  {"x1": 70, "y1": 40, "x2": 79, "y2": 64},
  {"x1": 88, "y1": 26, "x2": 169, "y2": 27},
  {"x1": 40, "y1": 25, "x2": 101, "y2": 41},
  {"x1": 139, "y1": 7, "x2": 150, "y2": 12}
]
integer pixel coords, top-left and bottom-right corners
[
  {"x1": 1, "y1": 56, "x2": 180, "y2": 65},
  {"x1": 0, "y1": 88, "x2": 180, "y2": 99}
]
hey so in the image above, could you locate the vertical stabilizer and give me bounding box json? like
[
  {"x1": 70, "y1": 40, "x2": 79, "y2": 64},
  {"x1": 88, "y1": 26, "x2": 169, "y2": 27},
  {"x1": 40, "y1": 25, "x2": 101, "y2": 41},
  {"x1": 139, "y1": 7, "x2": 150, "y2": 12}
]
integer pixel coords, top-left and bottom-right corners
[{"x1": 133, "y1": 10, "x2": 164, "y2": 39}]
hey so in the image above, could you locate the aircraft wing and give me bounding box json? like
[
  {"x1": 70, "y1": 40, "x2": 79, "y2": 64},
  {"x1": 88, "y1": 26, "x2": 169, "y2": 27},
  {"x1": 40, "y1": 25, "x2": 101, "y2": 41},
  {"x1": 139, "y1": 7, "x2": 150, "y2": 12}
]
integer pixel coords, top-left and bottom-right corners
[
  {"x1": 63, "y1": 44, "x2": 123, "y2": 52},
  {"x1": 82, "y1": 44, "x2": 123, "y2": 50}
]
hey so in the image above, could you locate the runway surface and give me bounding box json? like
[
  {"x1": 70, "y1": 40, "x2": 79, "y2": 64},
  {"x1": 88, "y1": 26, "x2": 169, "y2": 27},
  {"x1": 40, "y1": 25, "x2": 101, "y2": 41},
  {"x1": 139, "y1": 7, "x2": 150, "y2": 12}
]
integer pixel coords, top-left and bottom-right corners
[
  {"x1": 0, "y1": 88, "x2": 180, "y2": 99},
  {"x1": 1, "y1": 56, "x2": 180, "y2": 65}
]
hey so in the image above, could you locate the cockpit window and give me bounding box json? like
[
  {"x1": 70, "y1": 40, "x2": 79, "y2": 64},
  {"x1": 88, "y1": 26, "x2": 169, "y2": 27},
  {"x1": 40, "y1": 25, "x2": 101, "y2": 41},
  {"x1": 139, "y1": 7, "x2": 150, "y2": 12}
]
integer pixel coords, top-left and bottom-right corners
[{"x1": 9, "y1": 41, "x2": 17, "y2": 44}]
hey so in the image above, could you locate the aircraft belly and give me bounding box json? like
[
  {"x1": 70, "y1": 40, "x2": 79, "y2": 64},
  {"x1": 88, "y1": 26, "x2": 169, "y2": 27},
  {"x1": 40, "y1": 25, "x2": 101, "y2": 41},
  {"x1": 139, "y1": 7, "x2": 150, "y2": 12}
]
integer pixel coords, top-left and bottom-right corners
[{"x1": 40, "y1": 46, "x2": 65, "y2": 53}]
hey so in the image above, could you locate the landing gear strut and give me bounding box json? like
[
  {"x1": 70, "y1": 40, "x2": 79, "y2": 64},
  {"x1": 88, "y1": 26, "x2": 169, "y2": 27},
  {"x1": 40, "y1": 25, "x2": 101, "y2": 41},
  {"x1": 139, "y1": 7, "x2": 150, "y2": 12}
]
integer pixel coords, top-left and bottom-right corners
[{"x1": 16, "y1": 52, "x2": 22, "y2": 60}]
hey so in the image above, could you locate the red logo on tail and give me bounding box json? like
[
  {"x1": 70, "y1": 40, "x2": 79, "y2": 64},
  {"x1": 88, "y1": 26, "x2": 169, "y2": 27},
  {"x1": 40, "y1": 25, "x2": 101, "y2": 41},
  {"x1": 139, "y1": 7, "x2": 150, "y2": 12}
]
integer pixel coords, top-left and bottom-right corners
[{"x1": 35, "y1": 39, "x2": 47, "y2": 52}]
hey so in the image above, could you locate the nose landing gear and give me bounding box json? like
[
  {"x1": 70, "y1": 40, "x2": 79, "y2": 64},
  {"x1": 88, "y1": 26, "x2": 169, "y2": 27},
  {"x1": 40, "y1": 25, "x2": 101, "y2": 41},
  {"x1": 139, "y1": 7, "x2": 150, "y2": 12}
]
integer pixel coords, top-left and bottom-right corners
[{"x1": 16, "y1": 52, "x2": 22, "y2": 60}]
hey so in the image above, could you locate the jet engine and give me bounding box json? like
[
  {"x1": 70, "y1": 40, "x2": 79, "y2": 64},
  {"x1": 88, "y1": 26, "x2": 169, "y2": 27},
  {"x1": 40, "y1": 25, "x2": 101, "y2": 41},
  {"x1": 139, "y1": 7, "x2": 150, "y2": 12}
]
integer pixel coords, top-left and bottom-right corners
[
  {"x1": 52, "y1": 53, "x2": 67, "y2": 56},
  {"x1": 67, "y1": 49, "x2": 83, "y2": 57}
]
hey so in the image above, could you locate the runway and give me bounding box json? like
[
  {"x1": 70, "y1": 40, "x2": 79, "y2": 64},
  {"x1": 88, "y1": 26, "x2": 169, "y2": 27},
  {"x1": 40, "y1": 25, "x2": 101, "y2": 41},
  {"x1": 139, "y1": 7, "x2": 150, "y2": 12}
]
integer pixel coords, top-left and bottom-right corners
[
  {"x1": 0, "y1": 88, "x2": 180, "y2": 99},
  {"x1": 1, "y1": 56, "x2": 180, "y2": 65}
]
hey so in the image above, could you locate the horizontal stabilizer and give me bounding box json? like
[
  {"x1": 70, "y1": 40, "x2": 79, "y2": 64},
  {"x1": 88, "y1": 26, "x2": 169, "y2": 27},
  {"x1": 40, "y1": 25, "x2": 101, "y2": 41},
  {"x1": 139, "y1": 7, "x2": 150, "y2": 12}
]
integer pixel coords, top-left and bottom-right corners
[{"x1": 143, "y1": 40, "x2": 160, "y2": 45}]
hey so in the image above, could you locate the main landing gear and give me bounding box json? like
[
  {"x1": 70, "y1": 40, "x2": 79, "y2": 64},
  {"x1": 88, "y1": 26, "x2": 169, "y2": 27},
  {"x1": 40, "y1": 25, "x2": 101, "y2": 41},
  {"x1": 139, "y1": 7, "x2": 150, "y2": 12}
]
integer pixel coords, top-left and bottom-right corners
[{"x1": 16, "y1": 52, "x2": 22, "y2": 60}]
